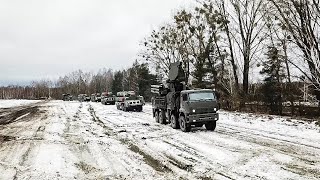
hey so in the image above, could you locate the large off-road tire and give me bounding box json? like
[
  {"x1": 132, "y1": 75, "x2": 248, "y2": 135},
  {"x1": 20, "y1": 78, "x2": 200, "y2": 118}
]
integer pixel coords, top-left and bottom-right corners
[
  {"x1": 205, "y1": 121, "x2": 217, "y2": 131},
  {"x1": 155, "y1": 111, "x2": 160, "y2": 123},
  {"x1": 179, "y1": 116, "x2": 191, "y2": 132},
  {"x1": 137, "y1": 106, "x2": 143, "y2": 112},
  {"x1": 170, "y1": 114, "x2": 179, "y2": 129},
  {"x1": 159, "y1": 110, "x2": 166, "y2": 124}
]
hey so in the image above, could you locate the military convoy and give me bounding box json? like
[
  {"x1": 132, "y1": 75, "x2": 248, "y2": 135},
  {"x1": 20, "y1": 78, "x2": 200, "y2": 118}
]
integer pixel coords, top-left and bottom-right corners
[
  {"x1": 151, "y1": 62, "x2": 219, "y2": 132},
  {"x1": 64, "y1": 62, "x2": 218, "y2": 132}
]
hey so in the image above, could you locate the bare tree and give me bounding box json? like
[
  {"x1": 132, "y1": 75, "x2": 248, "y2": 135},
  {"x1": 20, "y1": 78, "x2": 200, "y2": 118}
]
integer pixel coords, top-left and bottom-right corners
[{"x1": 268, "y1": 0, "x2": 320, "y2": 107}]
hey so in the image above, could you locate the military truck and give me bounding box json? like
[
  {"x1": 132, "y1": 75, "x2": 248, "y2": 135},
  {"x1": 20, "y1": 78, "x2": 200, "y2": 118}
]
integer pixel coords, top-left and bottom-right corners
[
  {"x1": 101, "y1": 92, "x2": 116, "y2": 105},
  {"x1": 115, "y1": 91, "x2": 143, "y2": 112},
  {"x1": 151, "y1": 62, "x2": 219, "y2": 132},
  {"x1": 62, "y1": 93, "x2": 73, "y2": 101},
  {"x1": 78, "y1": 94, "x2": 90, "y2": 102},
  {"x1": 90, "y1": 94, "x2": 96, "y2": 102},
  {"x1": 95, "y1": 93, "x2": 102, "y2": 102}
]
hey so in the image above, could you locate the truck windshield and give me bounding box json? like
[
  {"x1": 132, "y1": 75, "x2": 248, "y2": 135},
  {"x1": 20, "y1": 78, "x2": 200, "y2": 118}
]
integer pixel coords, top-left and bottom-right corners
[{"x1": 189, "y1": 92, "x2": 215, "y2": 101}]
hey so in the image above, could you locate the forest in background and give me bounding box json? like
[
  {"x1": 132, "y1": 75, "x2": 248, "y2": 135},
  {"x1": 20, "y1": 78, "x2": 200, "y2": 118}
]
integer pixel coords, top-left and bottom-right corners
[{"x1": 1, "y1": 0, "x2": 320, "y2": 117}]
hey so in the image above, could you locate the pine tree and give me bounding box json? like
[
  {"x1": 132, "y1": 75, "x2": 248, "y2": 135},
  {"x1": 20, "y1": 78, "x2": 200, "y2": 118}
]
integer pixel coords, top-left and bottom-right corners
[
  {"x1": 112, "y1": 71, "x2": 124, "y2": 95},
  {"x1": 260, "y1": 46, "x2": 285, "y2": 115}
]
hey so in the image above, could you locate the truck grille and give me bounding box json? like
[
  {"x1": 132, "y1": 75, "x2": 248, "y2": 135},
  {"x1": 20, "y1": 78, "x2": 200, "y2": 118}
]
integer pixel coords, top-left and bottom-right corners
[{"x1": 197, "y1": 108, "x2": 215, "y2": 114}]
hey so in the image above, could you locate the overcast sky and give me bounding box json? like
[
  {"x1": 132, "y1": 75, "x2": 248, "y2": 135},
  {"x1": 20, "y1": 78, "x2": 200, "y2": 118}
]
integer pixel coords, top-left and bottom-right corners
[{"x1": 0, "y1": 0, "x2": 194, "y2": 86}]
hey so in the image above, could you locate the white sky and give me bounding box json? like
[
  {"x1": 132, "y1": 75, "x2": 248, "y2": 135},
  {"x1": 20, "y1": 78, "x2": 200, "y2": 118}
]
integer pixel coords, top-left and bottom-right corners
[{"x1": 0, "y1": 0, "x2": 195, "y2": 86}]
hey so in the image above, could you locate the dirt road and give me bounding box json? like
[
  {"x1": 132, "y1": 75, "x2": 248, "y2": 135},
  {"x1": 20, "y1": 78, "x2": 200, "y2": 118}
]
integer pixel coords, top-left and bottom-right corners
[{"x1": 0, "y1": 101, "x2": 319, "y2": 180}]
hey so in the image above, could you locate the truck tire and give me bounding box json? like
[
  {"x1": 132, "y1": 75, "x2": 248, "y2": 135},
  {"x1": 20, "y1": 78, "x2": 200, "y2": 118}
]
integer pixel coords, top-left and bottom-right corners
[
  {"x1": 170, "y1": 114, "x2": 179, "y2": 129},
  {"x1": 159, "y1": 111, "x2": 166, "y2": 124},
  {"x1": 155, "y1": 111, "x2": 160, "y2": 123},
  {"x1": 179, "y1": 116, "x2": 191, "y2": 132},
  {"x1": 137, "y1": 106, "x2": 143, "y2": 112},
  {"x1": 205, "y1": 121, "x2": 216, "y2": 131}
]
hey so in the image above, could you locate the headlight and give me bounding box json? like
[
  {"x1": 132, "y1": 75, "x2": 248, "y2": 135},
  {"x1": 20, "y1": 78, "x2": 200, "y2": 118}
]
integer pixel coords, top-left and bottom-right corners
[
  {"x1": 192, "y1": 109, "x2": 196, "y2": 113},
  {"x1": 214, "y1": 108, "x2": 217, "y2": 111}
]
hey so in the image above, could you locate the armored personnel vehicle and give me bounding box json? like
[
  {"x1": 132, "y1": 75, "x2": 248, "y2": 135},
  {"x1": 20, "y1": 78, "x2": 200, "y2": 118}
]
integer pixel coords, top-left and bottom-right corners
[
  {"x1": 62, "y1": 93, "x2": 72, "y2": 101},
  {"x1": 101, "y1": 92, "x2": 115, "y2": 105},
  {"x1": 90, "y1": 94, "x2": 96, "y2": 102},
  {"x1": 95, "y1": 93, "x2": 102, "y2": 102},
  {"x1": 151, "y1": 62, "x2": 219, "y2": 132},
  {"x1": 115, "y1": 91, "x2": 143, "y2": 112}
]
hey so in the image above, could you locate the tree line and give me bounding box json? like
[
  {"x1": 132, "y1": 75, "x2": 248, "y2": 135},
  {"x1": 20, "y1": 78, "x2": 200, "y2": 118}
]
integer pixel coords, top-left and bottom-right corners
[
  {"x1": 0, "y1": 61, "x2": 157, "y2": 101},
  {"x1": 1, "y1": 0, "x2": 319, "y2": 116},
  {"x1": 140, "y1": 0, "x2": 320, "y2": 114}
]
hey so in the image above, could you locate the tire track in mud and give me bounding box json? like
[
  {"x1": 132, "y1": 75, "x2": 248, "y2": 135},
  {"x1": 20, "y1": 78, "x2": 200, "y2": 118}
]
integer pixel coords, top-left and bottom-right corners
[
  {"x1": 87, "y1": 104, "x2": 173, "y2": 174},
  {"x1": 61, "y1": 103, "x2": 166, "y2": 179},
  {"x1": 0, "y1": 103, "x2": 50, "y2": 179},
  {"x1": 214, "y1": 126, "x2": 320, "y2": 179},
  {"x1": 219, "y1": 123, "x2": 320, "y2": 149},
  {"x1": 88, "y1": 104, "x2": 241, "y2": 180},
  {"x1": 90, "y1": 104, "x2": 320, "y2": 179}
]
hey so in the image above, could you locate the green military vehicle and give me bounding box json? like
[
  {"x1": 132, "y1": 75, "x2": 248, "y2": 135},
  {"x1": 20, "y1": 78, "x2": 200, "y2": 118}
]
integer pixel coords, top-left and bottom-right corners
[{"x1": 151, "y1": 62, "x2": 219, "y2": 132}]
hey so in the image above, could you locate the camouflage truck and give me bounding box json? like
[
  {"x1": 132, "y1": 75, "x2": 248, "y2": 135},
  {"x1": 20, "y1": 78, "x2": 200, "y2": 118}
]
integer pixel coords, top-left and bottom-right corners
[
  {"x1": 151, "y1": 62, "x2": 219, "y2": 132},
  {"x1": 115, "y1": 91, "x2": 143, "y2": 112}
]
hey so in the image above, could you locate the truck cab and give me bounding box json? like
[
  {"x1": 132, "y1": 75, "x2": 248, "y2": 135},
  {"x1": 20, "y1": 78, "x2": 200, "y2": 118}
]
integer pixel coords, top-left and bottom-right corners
[{"x1": 179, "y1": 89, "x2": 219, "y2": 131}]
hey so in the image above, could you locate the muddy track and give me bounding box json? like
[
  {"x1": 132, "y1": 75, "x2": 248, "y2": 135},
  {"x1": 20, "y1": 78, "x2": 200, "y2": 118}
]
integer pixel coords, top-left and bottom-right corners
[
  {"x1": 87, "y1": 104, "x2": 173, "y2": 174},
  {"x1": 0, "y1": 101, "x2": 46, "y2": 125}
]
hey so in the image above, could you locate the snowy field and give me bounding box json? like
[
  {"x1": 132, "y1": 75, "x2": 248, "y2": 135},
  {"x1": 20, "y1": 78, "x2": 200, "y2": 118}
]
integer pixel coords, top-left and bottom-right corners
[
  {"x1": 0, "y1": 100, "x2": 319, "y2": 180},
  {"x1": 0, "y1": 100, "x2": 41, "y2": 109}
]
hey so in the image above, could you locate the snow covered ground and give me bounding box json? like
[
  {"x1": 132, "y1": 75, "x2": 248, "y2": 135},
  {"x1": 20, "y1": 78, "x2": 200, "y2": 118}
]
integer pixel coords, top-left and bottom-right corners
[
  {"x1": 0, "y1": 100, "x2": 319, "y2": 180},
  {"x1": 0, "y1": 100, "x2": 40, "y2": 109}
]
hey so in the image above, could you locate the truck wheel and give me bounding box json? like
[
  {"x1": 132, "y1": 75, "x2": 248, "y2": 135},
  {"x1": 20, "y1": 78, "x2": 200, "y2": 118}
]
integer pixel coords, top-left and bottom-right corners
[
  {"x1": 137, "y1": 106, "x2": 143, "y2": 112},
  {"x1": 155, "y1": 111, "x2": 160, "y2": 123},
  {"x1": 170, "y1": 115, "x2": 179, "y2": 129},
  {"x1": 179, "y1": 116, "x2": 191, "y2": 132},
  {"x1": 205, "y1": 121, "x2": 216, "y2": 131},
  {"x1": 159, "y1": 111, "x2": 166, "y2": 124}
]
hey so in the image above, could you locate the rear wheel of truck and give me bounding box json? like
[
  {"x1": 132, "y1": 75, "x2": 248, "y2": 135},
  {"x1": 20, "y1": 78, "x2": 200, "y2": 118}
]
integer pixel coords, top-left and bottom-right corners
[
  {"x1": 205, "y1": 121, "x2": 216, "y2": 131},
  {"x1": 159, "y1": 111, "x2": 166, "y2": 124},
  {"x1": 155, "y1": 111, "x2": 160, "y2": 123},
  {"x1": 170, "y1": 114, "x2": 179, "y2": 129},
  {"x1": 179, "y1": 116, "x2": 191, "y2": 132}
]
